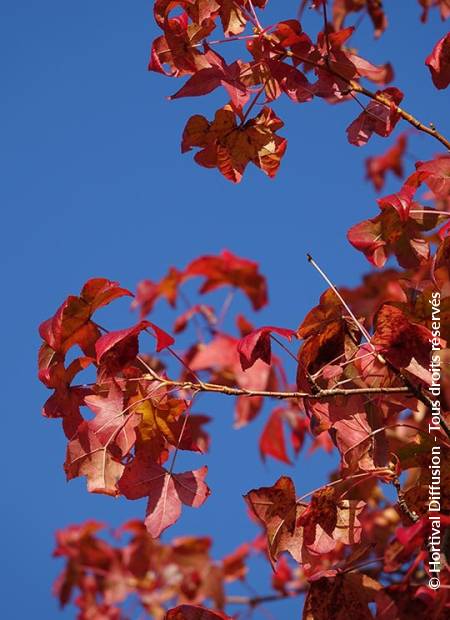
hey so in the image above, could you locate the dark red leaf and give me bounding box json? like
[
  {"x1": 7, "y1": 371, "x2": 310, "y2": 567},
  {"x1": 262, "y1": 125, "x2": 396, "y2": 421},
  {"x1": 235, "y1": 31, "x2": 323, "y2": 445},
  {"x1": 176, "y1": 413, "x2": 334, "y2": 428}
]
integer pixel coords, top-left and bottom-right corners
[
  {"x1": 237, "y1": 325, "x2": 296, "y2": 370},
  {"x1": 346, "y1": 87, "x2": 404, "y2": 146},
  {"x1": 165, "y1": 605, "x2": 232, "y2": 620},
  {"x1": 426, "y1": 32, "x2": 450, "y2": 89},
  {"x1": 185, "y1": 250, "x2": 268, "y2": 310}
]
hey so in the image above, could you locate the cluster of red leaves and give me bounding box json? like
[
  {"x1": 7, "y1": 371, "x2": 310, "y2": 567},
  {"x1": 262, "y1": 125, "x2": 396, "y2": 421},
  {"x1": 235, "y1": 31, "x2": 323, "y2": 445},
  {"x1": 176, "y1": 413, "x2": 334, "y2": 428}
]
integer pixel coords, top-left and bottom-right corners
[
  {"x1": 348, "y1": 154, "x2": 450, "y2": 268},
  {"x1": 41, "y1": 195, "x2": 450, "y2": 615},
  {"x1": 38, "y1": 251, "x2": 313, "y2": 537},
  {"x1": 149, "y1": 0, "x2": 412, "y2": 181},
  {"x1": 39, "y1": 3, "x2": 450, "y2": 618},
  {"x1": 53, "y1": 519, "x2": 255, "y2": 619},
  {"x1": 148, "y1": 0, "x2": 450, "y2": 182}
]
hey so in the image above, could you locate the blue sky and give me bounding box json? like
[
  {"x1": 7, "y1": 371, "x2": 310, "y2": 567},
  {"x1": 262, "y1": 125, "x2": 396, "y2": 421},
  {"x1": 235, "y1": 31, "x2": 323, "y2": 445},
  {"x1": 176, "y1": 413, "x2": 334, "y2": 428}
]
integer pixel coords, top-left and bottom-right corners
[{"x1": 1, "y1": 1, "x2": 449, "y2": 618}]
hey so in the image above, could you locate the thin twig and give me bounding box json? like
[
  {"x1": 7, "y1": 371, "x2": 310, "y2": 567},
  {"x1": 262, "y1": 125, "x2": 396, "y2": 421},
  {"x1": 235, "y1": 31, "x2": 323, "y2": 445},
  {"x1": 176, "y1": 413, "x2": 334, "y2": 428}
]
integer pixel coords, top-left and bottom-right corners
[
  {"x1": 307, "y1": 253, "x2": 373, "y2": 344},
  {"x1": 139, "y1": 376, "x2": 412, "y2": 400},
  {"x1": 322, "y1": 0, "x2": 332, "y2": 59}
]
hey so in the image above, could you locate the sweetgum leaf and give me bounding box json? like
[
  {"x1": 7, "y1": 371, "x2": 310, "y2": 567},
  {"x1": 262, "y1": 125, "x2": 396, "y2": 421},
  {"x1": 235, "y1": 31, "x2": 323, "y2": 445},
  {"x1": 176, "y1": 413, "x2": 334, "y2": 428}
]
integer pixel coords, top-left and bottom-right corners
[
  {"x1": 237, "y1": 325, "x2": 296, "y2": 370},
  {"x1": 118, "y1": 455, "x2": 210, "y2": 537},
  {"x1": 346, "y1": 87, "x2": 403, "y2": 146},
  {"x1": 185, "y1": 250, "x2": 268, "y2": 310},
  {"x1": 303, "y1": 572, "x2": 385, "y2": 620},
  {"x1": 165, "y1": 605, "x2": 232, "y2": 620},
  {"x1": 426, "y1": 32, "x2": 450, "y2": 89}
]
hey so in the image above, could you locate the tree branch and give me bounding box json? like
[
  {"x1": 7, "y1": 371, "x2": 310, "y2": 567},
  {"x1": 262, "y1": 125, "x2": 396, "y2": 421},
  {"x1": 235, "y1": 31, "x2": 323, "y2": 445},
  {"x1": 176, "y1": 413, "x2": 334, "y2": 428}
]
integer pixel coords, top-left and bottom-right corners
[
  {"x1": 350, "y1": 81, "x2": 450, "y2": 151},
  {"x1": 139, "y1": 374, "x2": 412, "y2": 400},
  {"x1": 276, "y1": 48, "x2": 450, "y2": 151},
  {"x1": 226, "y1": 590, "x2": 303, "y2": 607}
]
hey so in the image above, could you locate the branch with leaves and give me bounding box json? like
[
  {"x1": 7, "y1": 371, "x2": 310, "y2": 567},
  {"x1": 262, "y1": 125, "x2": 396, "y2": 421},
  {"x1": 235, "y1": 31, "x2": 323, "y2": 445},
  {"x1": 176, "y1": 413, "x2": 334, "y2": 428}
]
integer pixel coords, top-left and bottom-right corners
[{"x1": 39, "y1": 1, "x2": 450, "y2": 619}]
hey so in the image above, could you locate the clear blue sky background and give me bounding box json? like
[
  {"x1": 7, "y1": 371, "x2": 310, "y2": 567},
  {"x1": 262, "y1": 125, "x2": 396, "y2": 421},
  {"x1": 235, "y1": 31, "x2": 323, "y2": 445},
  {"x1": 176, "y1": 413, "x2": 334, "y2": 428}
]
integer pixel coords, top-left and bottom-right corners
[{"x1": 1, "y1": 2, "x2": 449, "y2": 618}]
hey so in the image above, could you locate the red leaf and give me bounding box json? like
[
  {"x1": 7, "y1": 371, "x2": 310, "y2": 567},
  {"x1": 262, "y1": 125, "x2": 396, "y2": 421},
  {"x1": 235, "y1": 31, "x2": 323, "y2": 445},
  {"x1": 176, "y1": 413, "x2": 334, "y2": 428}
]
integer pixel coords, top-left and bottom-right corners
[
  {"x1": 237, "y1": 325, "x2": 295, "y2": 370},
  {"x1": 426, "y1": 32, "x2": 450, "y2": 89},
  {"x1": 413, "y1": 155, "x2": 450, "y2": 199},
  {"x1": 170, "y1": 50, "x2": 250, "y2": 109},
  {"x1": 259, "y1": 408, "x2": 291, "y2": 464},
  {"x1": 346, "y1": 87, "x2": 403, "y2": 146},
  {"x1": 165, "y1": 605, "x2": 232, "y2": 620},
  {"x1": 132, "y1": 267, "x2": 182, "y2": 317},
  {"x1": 118, "y1": 455, "x2": 210, "y2": 537},
  {"x1": 365, "y1": 133, "x2": 407, "y2": 192},
  {"x1": 95, "y1": 320, "x2": 174, "y2": 365},
  {"x1": 372, "y1": 304, "x2": 433, "y2": 368},
  {"x1": 349, "y1": 54, "x2": 393, "y2": 84},
  {"x1": 65, "y1": 421, "x2": 125, "y2": 496},
  {"x1": 265, "y1": 60, "x2": 314, "y2": 103},
  {"x1": 39, "y1": 278, "x2": 132, "y2": 356},
  {"x1": 189, "y1": 333, "x2": 272, "y2": 426},
  {"x1": 181, "y1": 105, "x2": 287, "y2": 183},
  {"x1": 84, "y1": 383, "x2": 140, "y2": 458},
  {"x1": 377, "y1": 185, "x2": 414, "y2": 222},
  {"x1": 185, "y1": 250, "x2": 268, "y2": 310}
]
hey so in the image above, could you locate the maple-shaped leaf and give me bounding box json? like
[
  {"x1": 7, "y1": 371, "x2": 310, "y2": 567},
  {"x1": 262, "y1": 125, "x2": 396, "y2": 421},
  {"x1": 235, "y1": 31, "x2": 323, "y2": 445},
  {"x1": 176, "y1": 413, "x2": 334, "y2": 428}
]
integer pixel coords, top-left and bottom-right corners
[
  {"x1": 95, "y1": 320, "x2": 174, "y2": 371},
  {"x1": 185, "y1": 250, "x2": 268, "y2": 310},
  {"x1": 118, "y1": 454, "x2": 210, "y2": 537},
  {"x1": 237, "y1": 325, "x2": 296, "y2": 370},
  {"x1": 245, "y1": 476, "x2": 365, "y2": 563},
  {"x1": 346, "y1": 87, "x2": 403, "y2": 146},
  {"x1": 372, "y1": 303, "x2": 432, "y2": 368},
  {"x1": 165, "y1": 605, "x2": 232, "y2": 620},
  {"x1": 63, "y1": 384, "x2": 143, "y2": 495},
  {"x1": 132, "y1": 267, "x2": 183, "y2": 317},
  {"x1": 426, "y1": 32, "x2": 450, "y2": 89},
  {"x1": 297, "y1": 288, "x2": 358, "y2": 374},
  {"x1": 244, "y1": 476, "x2": 304, "y2": 563},
  {"x1": 365, "y1": 133, "x2": 407, "y2": 192},
  {"x1": 302, "y1": 572, "x2": 385, "y2": 620},
  {"x1": 84, "y1": 383, "x2": 140, "y2": 459},
  {"x1": 347, "y1": 205, "x2": 438, "y2": 269},
  {"x1": 149, "y1": 13, "x2": 216, "y2": 77},
  {"x1": 298, "y1": 486, "x2": 365, "y2": 554},
  {"x1": 65, "y1": 421, "x2": 125, "y2": 496},
  {"x1": 181, "y1": 105, "x2": 287, "y2": 182},
  {"x1": 39, "y1": 278, "x2": 132, "y2": 356},
  {"x1": 259, "y1": 408, "x2": 291, "y2": 464}
]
